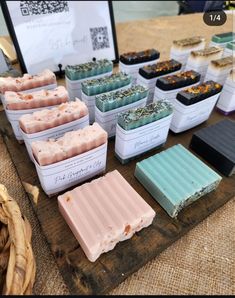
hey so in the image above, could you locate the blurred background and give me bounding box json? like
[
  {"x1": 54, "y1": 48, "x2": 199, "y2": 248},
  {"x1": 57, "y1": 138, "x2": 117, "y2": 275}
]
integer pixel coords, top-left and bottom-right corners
[
  {"x1": 0, "y1": 0, "x2": 231, "y2": 36},
  {"x1": 0, "y1": 1, "x2": 179, "y2": 36},
  {"x1": 112, "y1": 1, "x2": 178, "y2": 22}
]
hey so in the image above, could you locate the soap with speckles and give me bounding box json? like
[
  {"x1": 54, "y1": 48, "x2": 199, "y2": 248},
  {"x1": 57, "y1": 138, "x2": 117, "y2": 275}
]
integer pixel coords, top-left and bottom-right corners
[{"x1": 135, "y1": 144, "x2": 222, "y2": 218}]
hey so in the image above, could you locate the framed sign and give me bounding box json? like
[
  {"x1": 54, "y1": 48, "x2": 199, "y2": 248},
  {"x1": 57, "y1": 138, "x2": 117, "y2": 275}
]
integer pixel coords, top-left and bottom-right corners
[{"x1": 1, "y1": 1, "x2": 119, "y2": 75}]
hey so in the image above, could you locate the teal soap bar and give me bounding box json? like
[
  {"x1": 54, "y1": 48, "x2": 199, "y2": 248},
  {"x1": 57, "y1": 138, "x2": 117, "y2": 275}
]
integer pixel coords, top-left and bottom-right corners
[
  {"x1": 118, "y1": 100, "x2": 173, "y2": 131},
  {"x1": 95, "y1": 85, "x2": 148, "y2": 112},
  {"x1": 65, "y1": 59, "x2": 113, "y2": 80},
  {"x1": 226, "y1": 40, "x2": 235, "y2": 51},
  {"x1": 81, "y1": 72, "x2": 132, "y2": 96},
  {"x1": 135, "y1": 144, "x2": 222, "y2": 218},
  {"x1": 211, "y1": 32, "x2": 235, "y2": 44}
]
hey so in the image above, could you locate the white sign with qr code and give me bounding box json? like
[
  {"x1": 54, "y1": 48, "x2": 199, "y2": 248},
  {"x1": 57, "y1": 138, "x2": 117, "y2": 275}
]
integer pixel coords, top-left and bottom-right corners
[{"x1": 4, "y1": 1, "x2": 116, "y2": 74}]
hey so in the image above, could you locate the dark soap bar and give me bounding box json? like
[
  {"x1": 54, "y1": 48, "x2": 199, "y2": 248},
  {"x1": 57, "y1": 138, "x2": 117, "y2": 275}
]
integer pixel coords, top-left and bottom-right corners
[
  {"x1": 120, "y1": 49, "x2": 160, "y2": 65},
  {"x1": 156, "y1": 70, "x2": 201, "y2": 91},
  {"x1": 139, "y1": 59, "x2": 182, "y2": 79},
  {"x1": 176, "y1": 80, "x2": 222, "y2": 106},
  {"x1": 190, "y1": 119, "x2": 235, "y2": 176}
]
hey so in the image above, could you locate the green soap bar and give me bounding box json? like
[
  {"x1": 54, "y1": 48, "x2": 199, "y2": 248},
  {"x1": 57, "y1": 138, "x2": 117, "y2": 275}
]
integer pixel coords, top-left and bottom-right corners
[
  {"x1": 95, "y1": 85, "x2": 148, "y2": 112},
  {"x1": 226, "y1": 40, "x2": 235, "y2": 51},
  {"x1": 135, "y1": 144, "x2": 222, "y2": 218},
  {"x1": 118, "y1": 100, "x2": 173, "y2": 131},
  {"x1": 65, "y1": 59, "x2": 113, "y2": 80},
  {"x1": 211, "y1": 32, "x2": 235, "y2": 44},
  {"x1": 81, "y1": 72, "x2": 132, "y2": 96}
]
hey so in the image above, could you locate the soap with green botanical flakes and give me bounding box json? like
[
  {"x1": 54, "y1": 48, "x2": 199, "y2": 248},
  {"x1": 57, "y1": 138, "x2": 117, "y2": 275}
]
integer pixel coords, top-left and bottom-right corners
[
  {"x1": 118, "y1": 100, "x2": 173, "y2": 131},
  {"x1": 95, "y1": 85, "x2": 148, "y2": 112},
  {"x1": 81, "y1": 72, "x2": 131, "y2": 96},
  {"x1": 65, "y1": 59, "x2": 113, "y2": 81},
  {"x1": 135, "y1": 144, "x2": 222, "y2": 218}
]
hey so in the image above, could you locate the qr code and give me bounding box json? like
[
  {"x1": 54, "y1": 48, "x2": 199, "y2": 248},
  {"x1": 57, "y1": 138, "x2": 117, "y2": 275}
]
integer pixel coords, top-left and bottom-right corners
[
  {"x1": 20, "y1": 1, "x2": 69, "y2": 16},
  {"x1": 90, "y1": 27, "x2": 110, "y2": 51}
]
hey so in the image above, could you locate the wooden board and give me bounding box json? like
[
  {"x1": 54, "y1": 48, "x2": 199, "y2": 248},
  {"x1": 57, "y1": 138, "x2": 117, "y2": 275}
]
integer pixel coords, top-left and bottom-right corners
[{"x1": 0, "y1": 109, "x2": 235, "y2": 295}]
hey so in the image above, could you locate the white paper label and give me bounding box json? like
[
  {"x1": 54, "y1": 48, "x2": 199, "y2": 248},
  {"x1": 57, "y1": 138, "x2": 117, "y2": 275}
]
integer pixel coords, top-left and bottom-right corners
[
  {"x1": 36, "y1": 143, "x2": 107, "y2": 195},
  {"x1": 170, "y1": 94, "x2": 219, "y2": 133},
  {"x1": 115, "y1": 115, "x2": 172, "y2": 159}
]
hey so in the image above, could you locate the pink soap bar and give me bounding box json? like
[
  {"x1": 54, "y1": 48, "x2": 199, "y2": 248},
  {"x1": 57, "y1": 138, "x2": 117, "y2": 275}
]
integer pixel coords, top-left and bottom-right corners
[
  {"x1": 58, "y1": 170, "x2": 156, "y2": 262},
  {"x1": 0, "y1": 69, "x2": 56, "y2": 94},
  {"x1": 19, "y1": 99, "x2": 88, "y2": 134},
  {"x1": 5, "y1": 86, "x2": 68, "y2": 110},
  {"x1": 32, "y1": 122, "x2": 108, "y2": 166}
]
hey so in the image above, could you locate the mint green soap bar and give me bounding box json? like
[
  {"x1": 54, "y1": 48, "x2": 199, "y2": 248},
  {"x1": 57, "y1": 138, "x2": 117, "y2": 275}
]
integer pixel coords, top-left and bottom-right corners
[
  {"x1": 95, "y1": 85, "x2": 148, "y2": 112},
  {"x1": 135, "y1": 144, "x2": 222, "y2": 218},
  {"x1": 81, "y1": 72, "x2": 132, "y2": 96},
  {"x1": 65, "y1": 59, "x2": 113, "y2": 80},
  {"x1": 226, "y1": 40, "x2": 235, "y2": 51},
  {"x1": 118, "y1": 100, "x2": 173, "y2": 131},
  {"x1": 211, "y1": 32, "x2": 235, "y2": 44}
]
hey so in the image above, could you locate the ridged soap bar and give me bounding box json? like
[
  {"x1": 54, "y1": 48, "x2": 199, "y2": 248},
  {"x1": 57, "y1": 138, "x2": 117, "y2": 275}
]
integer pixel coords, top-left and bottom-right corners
[
  {"x1": 58, "y1": 170, "x2": 156, "y2": 262},
  {"x1": 65, "y1": 59, "x2": 113, "y2": 80},
  {"x1": 32, "y1": 123, "x2": 107, "y2": 166},
  {"x1": 211, "y1": 32, "x2": 235, "y2": 44},
  {"x1": 190, "y1": 119, "x2": 235, "y2": 176},
  {"x1": 0, "y1": 69, "x2": 56, "y2": 94},
  {"x1": 5, "y1": 86, "x2": 68, "y2": 110},
  {"x1": 81, "y1": 72, "x2": 131, "y2": 96},
  {"x1": 95, "y1": 85, "x2": 148, "y2": 112},
  {"x1": 19, "y1": 99, "x2": 88, "y2": 134},
  {"x1": 135, "y1": 144, "x2": 222, "y2": 218},
  {"x1": 117, "y1": 100, "x2": 173, "y2": 131}
]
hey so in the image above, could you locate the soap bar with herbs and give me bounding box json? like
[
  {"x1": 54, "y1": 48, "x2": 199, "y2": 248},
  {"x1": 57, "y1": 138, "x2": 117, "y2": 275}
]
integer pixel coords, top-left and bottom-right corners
[
  {"x1": 95, "y1": 85, "x2": 148, "y2": 112},
  {"x1": 156, "y1": 70, "x2": 200, "y2": 91},
  {"x1": 81, "y1": 72, "x2": 131, "y2": 96},
  {"x1": 139, "y1": 59, "x2": 182, "y2": 79},
  {"x1": 188, "y1": 46, "x2": 223, "y2": 63},
  {"x1": 176, "y1": 81, "x2": 222, "y2": 106},
  {"x1": 118, "y1": 100, "x2": 173, "y2": 131},
  {"x1": 209, "y1": 56, "x2": 234, "y2": 71},
  {"x1": 65, "y1": 59, "x2": 113, "y2": 81},
  {"x1": 190, "y1": 119, "x2": 235, "y2": 176},
  {"x1": 172, "y1": 36, "x2": 205, "y2": 50},
  {"x1": 135, "y1": 144, "x2": 222, "y2": 218},
  {"x1": 120, "y1": 49, "x2": 160, "y2": 65}
]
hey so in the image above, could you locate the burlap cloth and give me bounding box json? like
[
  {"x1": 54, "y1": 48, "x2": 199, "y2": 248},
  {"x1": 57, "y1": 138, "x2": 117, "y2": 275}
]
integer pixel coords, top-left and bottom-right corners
[{"x1": 0, "y1": 12, "x2": 235, "y2": 295}]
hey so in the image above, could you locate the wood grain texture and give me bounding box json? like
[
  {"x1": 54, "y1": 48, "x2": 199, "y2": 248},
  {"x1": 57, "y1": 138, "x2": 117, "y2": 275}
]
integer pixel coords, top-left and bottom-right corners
[
  {"x1": 0, "y1": 109, "x2": 235, "y2": 294},
  {"x1": 0, "y1": 13, "x2": 234, "y2": 295}
]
